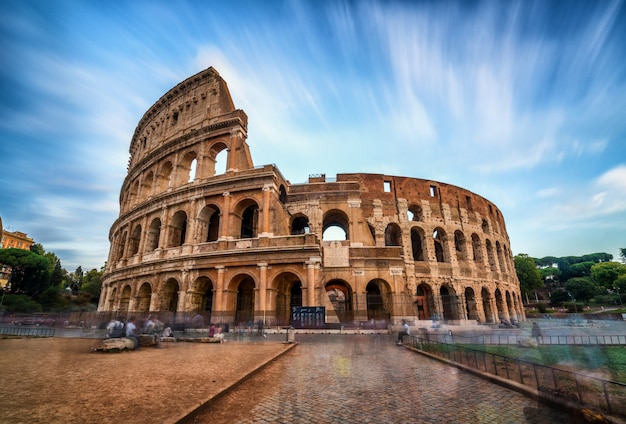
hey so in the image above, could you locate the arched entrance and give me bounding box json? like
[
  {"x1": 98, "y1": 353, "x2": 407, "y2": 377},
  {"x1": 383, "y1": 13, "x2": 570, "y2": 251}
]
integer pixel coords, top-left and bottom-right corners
[
  {"x1": 235, "y1": 277, "x2": 255, "y2": 325},
  {"x1": 325, "y1": 280, "x2": 353, "y2": 324},
  {"x1": 119, "y1": 285, "x2": 131, "y2": 315},
  {"x1": 464, "y1": 287, "x2": 479, "y2": 321},
  {"x1": 365, "y1": 279, "x2": 391, "y2": 322},
  {"x1": 160, "y1": 278, "x2": 179, "y2": 325},
  {"x1": 481, "y1": 287, "x2": 494, "y2": 323},
  {"x1": 136, "y1": 282, "x2": 152, "y2": 313},
  {"x1": 415, "y1": 283, "x2": 435, "y2": 320},
  {"x1": 440, "y1": 286, "x2": 459, "y2": 321},
  {"x1": 495, "y1": 289, "x2": 505, "y2": 321},
  {"x1": 188, "y1": 276, "x2": 214, "y2": 324},
  {"x1": 274, "y1": 272, "x2": 303, "y2": 326}
]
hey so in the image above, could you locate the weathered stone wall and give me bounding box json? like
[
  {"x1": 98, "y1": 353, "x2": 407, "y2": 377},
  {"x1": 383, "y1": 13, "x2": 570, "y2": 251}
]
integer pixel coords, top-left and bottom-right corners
[{"x1": 99, "y1": 67, "x2": 525, "y2": 328}]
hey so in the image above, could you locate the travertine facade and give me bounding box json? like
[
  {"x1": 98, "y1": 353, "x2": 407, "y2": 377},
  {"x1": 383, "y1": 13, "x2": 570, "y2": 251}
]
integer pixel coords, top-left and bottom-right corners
[{"x1": 99, "y1": 67, "x2": 524, "y2": 328}]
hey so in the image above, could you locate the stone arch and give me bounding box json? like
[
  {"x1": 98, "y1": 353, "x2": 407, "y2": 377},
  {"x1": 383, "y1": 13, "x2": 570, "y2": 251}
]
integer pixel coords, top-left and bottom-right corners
[
  {"x1": 128, "y1": 224, "x2": 142, "y2": 256},
  {"x1": 486, "y1": 240, "x2": 497, "y2": 272},
  {"x1": 432, "y1": 228, "x2": 448, "y2": 263},
  {"x1": 481, "y1": 218, "x2": 490, "y2": 234},
  {"x1": 408, "y1": 204, "x2": 423, "y2": 221},
  {"x1": 325, "y1": 280, "x2": 353, "y2": 324},
  {"x1": 177, "y1": 151, "x2": 198, "y2": 185},
  {"x1": 136, "y1": 282, "x2": 152, "y2": 313},
  {"x1": 188, "y1": 276, "x2": 214, "y2": 321},
  {"x1": 232, "y1": 275, "x2": 255, "y2": 325},
  {"x1": 146, "y1": 218, "x2": 161, "y2": 251},
  {"x1": 119, "y1": 284, "x2": 132, "y2": 314},
  {"x1": 496, "y1": 241, "x2": 505, "y2": 273},
  {"x1": 140, "y1": 170, "x2": 154, "y2": 200},
  {"x1": 274, "y1": 272, "x2": 303, "y2": 326},
  {"x1": 440, "y1": 285, "x2": 459, "y2": 321},
  {"x1": 481, "y1": 287, "x2": 494, "y2": 323},
  {"x1": 108, "y1": 287, "x2": 117, "y2": 311},
  {"x1": 410, "y1": 227, "x2": 425, "y2": 261},
  {"x1": 290, "y1": 214, "x2": 310, "y2": 235},
  {"x1": 384, "y1": 223, "x2": 402, "y2": 246},
  {"x1": 197, "y1": 204, "x2": 220, "y2": 242},
  {"x1": 495, "y1": 288, "x2": 505, "y2": 320},
  {"x1": 157, "y1": 161, "x2": 173, "y2": 192},
  {"x1": 233, "y1": 199, "x2": 259, "y2": 239},
  {"x1": 168, "y1": 210, "x2": 188, "y2": 247},
  {"x1": 454, "y1": 230, "x2": 468, "y2": 261},
  {"x1": 415, "y1": 283, "x2": 435, "y2": 320},
  {"x1": 278, "y1": 184, "x2": 287, "y2": 203},
  {"x1": 506, "y1": 290, "x2": 515, "y2": 321},
  {"x1": 365, "y1": 279, "x2": 392, "y2": 322},
  {"x1": 471, "y1": 233, "x2": 484, "y2": 265},
  {"x1": 160, "y1": 278, "x2": 180, "y2": 324},
  {"x1": 115, "y1": 231, "x2": 127, "y2": 262},
  {"x1": 207, "y1": 141, "x2": 228, "y2": 177},
  {"x1": 322, "y1": 209, "x2": 349, "y2": 241},
  {"x1": 129, "y1": 180, "x2": 139, "y2": 208},
  {"x1": 464, "y1": 287, "x2": 479, "y2": 321}
]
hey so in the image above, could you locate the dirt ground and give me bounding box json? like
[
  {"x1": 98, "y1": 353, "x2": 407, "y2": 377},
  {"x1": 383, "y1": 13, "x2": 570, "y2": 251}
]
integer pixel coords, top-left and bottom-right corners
[{"x1": 0, "y1": 337, "x2": 293, "y2": 424}]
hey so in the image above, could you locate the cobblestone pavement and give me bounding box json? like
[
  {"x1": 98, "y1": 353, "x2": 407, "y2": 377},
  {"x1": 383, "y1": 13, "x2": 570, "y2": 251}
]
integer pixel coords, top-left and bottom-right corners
[{"x1": 188, "y1": 334, "x2": 571, "y2": 423}]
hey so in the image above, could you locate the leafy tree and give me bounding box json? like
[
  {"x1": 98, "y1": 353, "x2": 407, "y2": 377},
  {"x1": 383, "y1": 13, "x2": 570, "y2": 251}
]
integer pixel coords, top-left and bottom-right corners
[
  {"x1": 30, "y1": 243, "x2": 45, "y2": 256},
  {"x1": 620, "y1": 248, "x2": 626, "y2": 264},
  {"x1": 591, "y1": 262, "x2": 626, "y2": 288},
  {"x1": 1, "y1": 293, "x2": 42, "y2": 313},
  {"x1": 569, "y1": 261, "x2": 594, "y2": 278},
  {"x1": 539, "y1": 267, "x2": 560, "y2": 284},
  {"x1": 514, "y1": 254, "x2": 543, "y2": 295},
  {"x1": 614, "y1": 274, "x2": 626, "y2": 292},
  {"x1": 38, "y1": 285, "x2": 66, "y2": 311},
  {"x1": 80, "y1": 268, "x2": 103, "y2": 304},
  {"x1": 0, "y1": 248, "x2": 50, "y2": 296},
  {"x1": 50, "y1": 259, "x2": 65, "y2": 287},
  {"x1": 536, "y1": 256, "x2": 558, "y2": 267},
  {"x1": 549, "y1": 289, "x2": 570, "y2": 306},
  {"x1": 564, "y1": 277, "x2": 598, "y2": 302}
]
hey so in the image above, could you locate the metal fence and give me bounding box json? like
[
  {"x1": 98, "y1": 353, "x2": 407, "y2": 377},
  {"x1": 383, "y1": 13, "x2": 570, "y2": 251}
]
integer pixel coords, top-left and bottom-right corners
[
  {"x1": 424, "y1": 332, "x2": 626, "y2": 346},
  {"x1": 0, "y1": 326, "x2": 55, "y2": 337},
  {"x1": 404, "y1": 334, "x2": 626, "y2": 418}
]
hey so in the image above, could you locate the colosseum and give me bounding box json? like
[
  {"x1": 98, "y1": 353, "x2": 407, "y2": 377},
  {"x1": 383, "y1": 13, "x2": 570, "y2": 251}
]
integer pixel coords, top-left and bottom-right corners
[{"x1": 98, "y1": 67, "x2": 525, "y2": 330}]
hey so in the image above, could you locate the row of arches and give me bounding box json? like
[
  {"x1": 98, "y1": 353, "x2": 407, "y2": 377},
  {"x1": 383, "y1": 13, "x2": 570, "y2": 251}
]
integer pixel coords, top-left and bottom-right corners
[
  {"x1": 122, "y1": 142, "x2": 228, "y2": 212},
  {"x1": 103, "y1": 269, "x2": 523, "y2": 327}
]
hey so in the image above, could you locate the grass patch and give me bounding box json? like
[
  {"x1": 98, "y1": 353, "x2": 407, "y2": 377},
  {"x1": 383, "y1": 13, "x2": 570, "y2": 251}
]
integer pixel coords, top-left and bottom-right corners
[{"x1": 462, "y1": 344, "x2": 626, "y2": 383}]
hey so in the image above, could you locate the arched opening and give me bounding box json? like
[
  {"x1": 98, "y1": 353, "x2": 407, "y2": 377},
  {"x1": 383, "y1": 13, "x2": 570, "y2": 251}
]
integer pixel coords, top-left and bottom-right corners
[
  {"x1": 140, "y1": 171, "x2": 154, "y2": 200},
  {"x1": 322, "y1": 209, "x2": 349, "y2": 241},
  {"x1": 128, "y1": 224, "x2": 141, "y2": 256},
  {"x1": 176, "y1": 151, "x2": 198, "y2": 185},
  {"x1": 290, "y1": 215, "x2": 310, "y2": 235},
  {"x1": 408, "y1": 204, "x2": 423, "y2": 221},
  {"x1": 157, "y1": 161, "x2": 173, "y2": 192},
  {"x1": 240, "y1": 204, "x2": 259, "y2": 239},
  {"x1": 481, "y1": 219, "x2": 490, "y2": 234},
  {"x1": 146, "y1": 218, "x2": 161, "y2": 251},
  {"x1": 366, "y1": 279, "x2": 391, "y2": 322},
  {"x1": 198, "y1": 205, "x2": 220, "y2": 242},
  {"x1": 128, "y1": 180, "x2": 139, "y2": 208},
  {"x1": 235, "y1": 277, "x2": 255, "y2": 325},
  {"x1": 481, "y1": 287, "x2": 494, "y2": 323},
  {"x1": 161, "y1": 278, "x2": 179, "y2": 324},
  {"x1": 411, "y1": 227, "x2": 425, "y2": 261},
  {"x1": 486, "y1": 240, "x2": 497, "y2": 272},
  {"x1": 169, "y1": 211, "x2": 188, "y2": 247},
  {"x1": 325, "y1": 280, "x2": 353, "y2": 324},
  {"x1": 454, "y1": 230, "x2": 467, "y2": 261},
  {"x1": 415, "y1": 283, "x2": 434, "y2": 320},
  {"x1": 119, "y1": 285, "x2": 131, "y2": 314},
  {"x1": 495, "y1": 288, "x2": 505, "y2": 321},
  {"x1": 496, "y1": 241, "x2": 505, "y2": 273},
  {"x1": 384, "y1": 223, "x2": 402, "y2": 246},
  {"x1": 214, "y1": 148, "x2": 227, "y2": 175},
  {"x1": 471, "y1": 233, "x2": 483, "y2": 265},
  {"x1": 433, "y1": 228, "x2": 447, "y2": 263},
  {"x1": 464, "y1": 287, "x2": 478, "y2": 321},
  {"x1": 188, "y1": 276, "x2": 213, "y2": 324},
  {"x1": 108, "y1": 287, "x2": 117, "y2": 311},
  {"x1": 440, "y1": 286, "x2": 459, "y2": 321},
  {"x1": 136, "y1": 282, "x2": 152, "y2": 313},
  {"x1": 278, "y1": 185, "x2": 287, "y2": 203},
  {"x1": 275, "y1": 272, "x2": 303, "y2": 326},
  {"x1": 188, "y1": 158, "x2": 197, "y2": 183},
  {"x1": 506, "y1": 290, "x2": 515, "y2": 321}
]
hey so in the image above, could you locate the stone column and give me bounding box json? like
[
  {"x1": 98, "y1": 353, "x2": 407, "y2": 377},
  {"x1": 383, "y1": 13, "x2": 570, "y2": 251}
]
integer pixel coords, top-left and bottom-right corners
[
  {"x1": 306, "y1": 261, "x2": 317, "y2": 306},
  {"x1": 215, "y1": 266, "x2": 225, "y2": 316},
  {"x1": 261, "y1": 184, "x2": 273, "y2": 236}
]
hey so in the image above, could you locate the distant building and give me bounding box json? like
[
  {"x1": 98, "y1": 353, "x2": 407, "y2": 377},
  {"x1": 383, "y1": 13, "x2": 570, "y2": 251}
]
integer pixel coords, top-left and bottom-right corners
[
  {"x1": 1, "y1": 231, "x2": 34, "y2": 251},
  {"x1": 99, "y1": 67, "x2": 524, "y2": 328},
  {"x1": 1, "y1": 229, "x2": 34, "y2": 289}
]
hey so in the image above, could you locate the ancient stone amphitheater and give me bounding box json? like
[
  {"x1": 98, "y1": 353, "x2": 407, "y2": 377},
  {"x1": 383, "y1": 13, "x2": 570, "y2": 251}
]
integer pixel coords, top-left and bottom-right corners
[{"x1": 98, "y1": 67, "x2": 524, "y2": 329}]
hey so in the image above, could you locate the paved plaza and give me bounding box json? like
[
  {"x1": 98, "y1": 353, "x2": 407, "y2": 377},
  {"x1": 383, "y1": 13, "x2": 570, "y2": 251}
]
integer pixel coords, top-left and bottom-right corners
[{"x1": 185, "y1": 334, "x2": 572, "y2": 424}]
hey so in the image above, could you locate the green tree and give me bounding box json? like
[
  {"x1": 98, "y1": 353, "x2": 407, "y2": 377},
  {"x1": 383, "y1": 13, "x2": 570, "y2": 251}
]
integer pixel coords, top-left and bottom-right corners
[
  {"x1": 80, "y1": 268, "x2": 103, "y2": 304},
  {"x1": 620, "y1": 248, "x2": 626, "y2": 264},
  {"x1": 549, "y1": 289, "x2": 570, "y2": 307},
  {"x1": 565, "y1": 277, "x2": 598, "y2": 302},
  {"x1": 1, "y1": 293, "x2": 42, "y2": 313},
  {"x1": 0, "y1": 248, "x2": 50, "y2": 296},
  {"x1": 29, "y1": 243, "x2": 45, "y2": 256},
  {"x1": 514, "y1": 254, "x2": 543, "y2": 296},
  {"x1": 569, "y1": 261, "x2": 594, "y2": 278},
  {"x1": 591, "y1": 261, "x2": 626, "y2": 288}
]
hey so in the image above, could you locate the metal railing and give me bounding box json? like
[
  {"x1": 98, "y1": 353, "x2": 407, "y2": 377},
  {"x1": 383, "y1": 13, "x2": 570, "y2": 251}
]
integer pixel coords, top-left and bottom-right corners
[
  {"x1": 0, "y1": 326, "x2": 55, "y2": 337},
  {"x1": 404, "y1": 334, "x2": 626, "y2": 418},
  {"x1": 426, "y1": 332, "x2": 626, "y2": 346}
]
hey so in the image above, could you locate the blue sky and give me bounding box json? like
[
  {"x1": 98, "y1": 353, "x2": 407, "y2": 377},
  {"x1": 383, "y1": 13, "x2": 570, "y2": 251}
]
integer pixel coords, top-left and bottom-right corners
[{"x1": 1, "y1": 0, "x2": 625, "y2": 272}]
